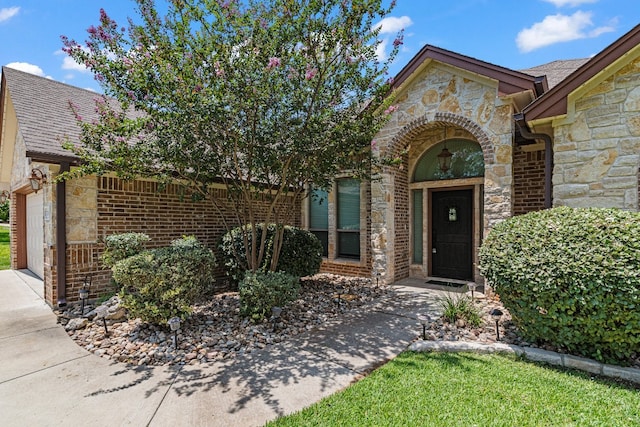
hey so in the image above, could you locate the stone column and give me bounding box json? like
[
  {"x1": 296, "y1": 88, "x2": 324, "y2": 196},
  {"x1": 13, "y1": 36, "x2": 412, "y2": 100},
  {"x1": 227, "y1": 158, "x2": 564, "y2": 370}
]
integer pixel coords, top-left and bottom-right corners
[{"x1": 370, "y1": 171, "x2": 394, "y2": 284}]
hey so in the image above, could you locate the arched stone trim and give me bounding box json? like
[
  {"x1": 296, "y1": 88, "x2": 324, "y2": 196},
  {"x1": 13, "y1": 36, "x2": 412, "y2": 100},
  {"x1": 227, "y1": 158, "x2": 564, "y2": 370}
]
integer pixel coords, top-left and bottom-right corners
[{"x1": 385, "y1": 112, "x2": 495, "y2": 165}]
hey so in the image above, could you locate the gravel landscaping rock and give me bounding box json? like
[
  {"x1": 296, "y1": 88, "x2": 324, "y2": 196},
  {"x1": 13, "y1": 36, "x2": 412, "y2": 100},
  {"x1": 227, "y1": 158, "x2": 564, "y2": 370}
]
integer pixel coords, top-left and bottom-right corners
[
  {"x1": 58, "y1": 274, "x2": 387, "y2": 366},
  {"x1": 56, "y1": 274, "x2": 639, "y2": 370}
]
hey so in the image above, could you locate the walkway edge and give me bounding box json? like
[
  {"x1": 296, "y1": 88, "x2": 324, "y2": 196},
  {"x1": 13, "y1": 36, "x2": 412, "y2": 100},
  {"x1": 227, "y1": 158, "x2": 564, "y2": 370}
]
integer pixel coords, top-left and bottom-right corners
[{"x1": 408, "y1": 340, "x2": 640, "y2": 385}]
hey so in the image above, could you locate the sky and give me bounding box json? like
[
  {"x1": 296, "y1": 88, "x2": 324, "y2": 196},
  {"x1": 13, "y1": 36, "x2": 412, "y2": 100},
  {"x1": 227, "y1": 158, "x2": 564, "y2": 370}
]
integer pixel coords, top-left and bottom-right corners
[{"x1": 0, "y1": 0, "x2": 638, "y2": 92}]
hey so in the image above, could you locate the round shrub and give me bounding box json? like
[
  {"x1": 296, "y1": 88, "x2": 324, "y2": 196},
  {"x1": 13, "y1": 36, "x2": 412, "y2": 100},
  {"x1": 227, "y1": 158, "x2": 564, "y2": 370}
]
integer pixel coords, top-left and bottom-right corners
[
  {"x1": 0, "y1": 200, "x2": 9, "y2": 222},
  {"x1": 219, "y1": 223, "x2": 322, "y2": 282},
  {"x1": 479, "y1": 206, "x2": 640, "y2": 364},
  {"x1": 101, "y1": 232, "x2": 150, "y2": 268},
  {"x1": 113, "y1": 237, "x2": 216, "y2": 324},
  {"x1": 239, "y1": 271, "x2": 300, "y2": 322}
]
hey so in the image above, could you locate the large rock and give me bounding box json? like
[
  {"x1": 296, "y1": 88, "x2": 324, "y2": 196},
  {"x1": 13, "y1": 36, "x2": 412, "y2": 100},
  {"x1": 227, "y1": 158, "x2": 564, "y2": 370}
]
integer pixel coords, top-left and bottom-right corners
[{"x1": 65, "y1": 317, "x2": 89, "y2": 331}]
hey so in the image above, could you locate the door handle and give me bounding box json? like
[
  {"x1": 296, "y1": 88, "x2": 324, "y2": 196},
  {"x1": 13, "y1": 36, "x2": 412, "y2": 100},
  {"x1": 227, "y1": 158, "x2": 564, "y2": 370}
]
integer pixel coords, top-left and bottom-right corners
[{"x1": 432, "y1": 248, "x2": 437, "y2": 254}]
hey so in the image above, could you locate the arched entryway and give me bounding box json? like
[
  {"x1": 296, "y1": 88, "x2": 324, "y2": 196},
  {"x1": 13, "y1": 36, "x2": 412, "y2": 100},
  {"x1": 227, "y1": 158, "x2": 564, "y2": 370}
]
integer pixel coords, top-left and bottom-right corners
[
  {"x1": 408, "y1": 128, "x2": 485, "y2": 283},
  {"x1": 371, "y1": 111, "x2": 510, "y2": 286}
]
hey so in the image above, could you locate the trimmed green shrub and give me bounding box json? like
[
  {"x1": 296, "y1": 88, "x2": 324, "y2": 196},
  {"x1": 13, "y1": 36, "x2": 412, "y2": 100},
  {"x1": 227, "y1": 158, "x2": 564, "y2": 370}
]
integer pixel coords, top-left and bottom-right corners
[
  {"x1": 219, "y1": 223, "x2": 322, "y2": 282},
  {"x1": 239, "y1": 271, "x2": 300, "y2": 322},
  {"x1": 113, "y1": 236, "x2": 216, "y2": 324},
  {"x1": 0, "y1": 200, "x2": 9, "y2": 222},
  {"x1": 479, "y1": 206, "x2": 640, "y2": 364},
  {"x1": 102, "y1": 232, "x2": 150, "y2": 268}
]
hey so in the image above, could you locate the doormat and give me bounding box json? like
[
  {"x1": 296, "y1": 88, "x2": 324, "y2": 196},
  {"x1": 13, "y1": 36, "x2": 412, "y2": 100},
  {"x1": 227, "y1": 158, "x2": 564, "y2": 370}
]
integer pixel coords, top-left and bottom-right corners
[{"x1": 425, "y1": 279, "x2": 466, "y2": 288}]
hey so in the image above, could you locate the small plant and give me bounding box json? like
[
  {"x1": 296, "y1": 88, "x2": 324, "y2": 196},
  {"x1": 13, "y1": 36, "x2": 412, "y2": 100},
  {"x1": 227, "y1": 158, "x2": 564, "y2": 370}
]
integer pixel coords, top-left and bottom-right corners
[
  {"x1": 220, "y1": 224, "x2": 322, "y2": 283},
  {"x1": 438, "y1": 294, "x2": 482, "y2": 327},
  {"x1": 101, "y1": 232, "x2": 151, "y2": 268},
  {"x1": 113, "y1": 237, "x2": 216, "y2": 324},
  {"x1": 239, "y1": 271, "x2": 300, "y2": 322}
]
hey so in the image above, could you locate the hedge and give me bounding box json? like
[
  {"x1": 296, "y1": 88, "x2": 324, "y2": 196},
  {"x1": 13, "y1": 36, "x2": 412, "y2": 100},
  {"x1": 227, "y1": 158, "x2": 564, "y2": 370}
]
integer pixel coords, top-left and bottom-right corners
[
  {"x1": 219, "y1": 223, "x2": 322, "y2": 282},
  {"x1": 113, "y1": 236, "x2": 216, "y2": 324},
  {"x1": 479, "y1": 206, "x2": 640, "y2": 364}
]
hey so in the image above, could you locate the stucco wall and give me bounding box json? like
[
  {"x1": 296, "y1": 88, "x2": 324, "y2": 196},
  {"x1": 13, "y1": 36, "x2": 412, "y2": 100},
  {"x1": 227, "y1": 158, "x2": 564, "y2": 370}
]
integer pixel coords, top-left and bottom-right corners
[{"x1": 553, "y1": 55, "x2": 640, "y2": 210}]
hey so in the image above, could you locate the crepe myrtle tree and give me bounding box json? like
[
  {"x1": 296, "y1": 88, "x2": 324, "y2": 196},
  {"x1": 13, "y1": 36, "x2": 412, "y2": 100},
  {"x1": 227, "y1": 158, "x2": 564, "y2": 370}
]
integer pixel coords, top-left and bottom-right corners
[{"x1": 60, "y1": 0, "x2": 402, "y2": 273}]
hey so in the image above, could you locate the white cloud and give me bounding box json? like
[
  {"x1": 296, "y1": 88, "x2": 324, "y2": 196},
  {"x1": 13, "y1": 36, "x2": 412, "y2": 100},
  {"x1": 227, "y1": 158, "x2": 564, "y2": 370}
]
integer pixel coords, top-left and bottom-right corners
[
  {"x1": 542, "y1": 0, "x2": 597, "y2": 7},
  {"x1": 6, "y1": 62, "x2": 45, "y2": 77},
  {"x1": 373, "y1": 16, "x2": 413, "y2": 34},
  {"x1": 62, "y1": 56, "x2": 89, "y2": 73},
  {"x1": 516, "y1": 11, "x2": 615, "y2": 52},
  {"x1": 375, "y1": 39, "x2": 389, "y2": 61},
  {"x1": 372, "y1": 16, "x2": 413, "y2": 62},
  {"x1": 0, "y1": 6, "x2": 19, "y2": 23}
]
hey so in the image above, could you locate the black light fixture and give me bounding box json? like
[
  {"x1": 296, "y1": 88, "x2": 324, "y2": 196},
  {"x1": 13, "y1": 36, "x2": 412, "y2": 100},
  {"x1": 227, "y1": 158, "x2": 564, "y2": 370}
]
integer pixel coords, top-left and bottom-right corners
[
  {"x1": 490, "y1": 308, "x2": 503, "y2": 341},
  {"x1": 29, "y1": 169, "x2": 47, "y2": 193},
  {"x1": 0, "y1": 190, "x2": 9, "y2": 204},
  {"x1": 335, "y1": 285, "x2": 345, "y2": 306},
  {"x1": 168, "y1": 317, "x2": 181, "y2": 347},
  {"x1": 79, "y1": 275, "x2": 92, "y2": 316},
  {"x1": 437, "y1": 126, "x2": 452, "y2": 173},
  {"x1": 95, "y1": 305, "x2": 109, "y2": 336},
  {"x1": 467, "y1": 282, "x2": 477, "y2": 301},
  {"x1": 417, "y1": 314, "x2": 430, "y2": 340},
  {"x1": 271, "y1": 306, "x2": 282, "y2": 332}
]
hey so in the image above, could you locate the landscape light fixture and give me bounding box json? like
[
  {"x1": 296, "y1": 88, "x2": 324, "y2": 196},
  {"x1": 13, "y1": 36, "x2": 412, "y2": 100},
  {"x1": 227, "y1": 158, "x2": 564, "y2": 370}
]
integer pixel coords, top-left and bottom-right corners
[
  {"x1": 168, "y1": 317, "x2": 181, "y2": 347},
  {"x1": 437, "y1": 126, "x2": 452, "y2": 173},
  {"x1": 335, "y1": 285, "x2": 345, "y2": 306},
  {"x1": 271, "y1": 306, "x2": 282, "y2": 332},
  {"x1": 95, "y1": 305, "x2": 109, "y2": 336},
  {"x1": 29, "y1": 169, "x2": 47, "y2": 193},
  {"x1": 0, "y1": 190, "x2": 9, "y2": 204},
  {"x1": 417, "y1": 314, "x2": 430, "y2": 340},
  {"x1": 467, "y1": 282, "x2": 477, "y2": 301},
  {"x1": 78, "y1": 275, "x2": 91, "y2": 316},
  {"x1": 490, "y1": 308, "x2": 503, "y2": 341},
  {"x1": 79, "y1": 288, "x2": 89, "y2": 315}
]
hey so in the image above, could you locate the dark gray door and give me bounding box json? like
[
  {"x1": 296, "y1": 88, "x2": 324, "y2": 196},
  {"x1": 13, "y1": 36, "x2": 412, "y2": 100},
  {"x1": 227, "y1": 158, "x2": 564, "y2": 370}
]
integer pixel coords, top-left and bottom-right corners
[{"x1": 431, "y1": 189, "x2": 473, "y2": 280}]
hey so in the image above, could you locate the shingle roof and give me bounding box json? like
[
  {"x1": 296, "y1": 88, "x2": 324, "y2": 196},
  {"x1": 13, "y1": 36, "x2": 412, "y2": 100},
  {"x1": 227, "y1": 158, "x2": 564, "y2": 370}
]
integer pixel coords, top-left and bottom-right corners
[
  {"x1": 1, "y1": 66, "x2": 103, "y2": 163},
  {"x1": 519, "y1": 58, "x2": 591, "y2": 89},
  {"x1": 523, "y1": 23, "x2": 640, "y2": 121}
]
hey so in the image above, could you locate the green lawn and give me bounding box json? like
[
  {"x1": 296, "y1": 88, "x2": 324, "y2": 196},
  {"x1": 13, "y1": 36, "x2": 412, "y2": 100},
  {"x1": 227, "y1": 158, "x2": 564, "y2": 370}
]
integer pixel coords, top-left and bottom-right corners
[
  {"x1": 268, "y1": 352, "x2": 640, "y2": 427},
  {"x1": 0, "y1": 227, "x2": 9, "y2": 269}
]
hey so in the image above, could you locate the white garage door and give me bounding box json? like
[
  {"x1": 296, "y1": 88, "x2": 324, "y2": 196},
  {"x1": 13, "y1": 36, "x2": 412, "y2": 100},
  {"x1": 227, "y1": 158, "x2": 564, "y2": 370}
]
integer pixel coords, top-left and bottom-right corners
[{"x1": 26, "y1": 192, "x2": 44, "y2": 279}]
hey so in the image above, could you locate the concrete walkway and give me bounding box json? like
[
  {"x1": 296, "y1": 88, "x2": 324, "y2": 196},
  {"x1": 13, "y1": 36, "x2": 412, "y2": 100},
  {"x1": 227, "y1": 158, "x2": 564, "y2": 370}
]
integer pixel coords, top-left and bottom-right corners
[{"x1": 0, "y1": 270, "x2": 445, "y2": 427}]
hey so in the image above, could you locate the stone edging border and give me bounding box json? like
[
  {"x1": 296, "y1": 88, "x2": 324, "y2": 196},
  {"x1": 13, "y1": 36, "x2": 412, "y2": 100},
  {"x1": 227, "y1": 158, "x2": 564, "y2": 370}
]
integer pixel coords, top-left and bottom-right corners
[{"x1": 408, "y1": 340, "x2": 640, "y2": 385}]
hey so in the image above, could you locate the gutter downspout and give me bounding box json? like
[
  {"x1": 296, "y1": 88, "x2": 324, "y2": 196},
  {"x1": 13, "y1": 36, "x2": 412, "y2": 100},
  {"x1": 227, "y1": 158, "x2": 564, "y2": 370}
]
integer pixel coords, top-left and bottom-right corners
[
  {"x1": 56, "y1": 162, "x2": 69, "y2": 308},
  {"x1": 514, "y1": 113, "x2": 553, "y2": 209}
]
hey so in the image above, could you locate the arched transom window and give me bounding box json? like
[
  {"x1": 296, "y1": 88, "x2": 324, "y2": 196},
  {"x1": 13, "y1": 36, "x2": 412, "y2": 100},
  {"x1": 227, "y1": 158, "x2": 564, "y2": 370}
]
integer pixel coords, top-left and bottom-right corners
[{"x1": 413, "y1": 139, "x2": 485, "y2": 182}]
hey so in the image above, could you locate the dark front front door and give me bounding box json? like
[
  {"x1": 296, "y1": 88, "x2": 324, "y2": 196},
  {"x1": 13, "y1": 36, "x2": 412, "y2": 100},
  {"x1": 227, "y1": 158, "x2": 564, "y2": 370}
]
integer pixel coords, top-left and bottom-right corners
[{"x1": 431, "y1": 189, "x2": 473, "y2": 280}]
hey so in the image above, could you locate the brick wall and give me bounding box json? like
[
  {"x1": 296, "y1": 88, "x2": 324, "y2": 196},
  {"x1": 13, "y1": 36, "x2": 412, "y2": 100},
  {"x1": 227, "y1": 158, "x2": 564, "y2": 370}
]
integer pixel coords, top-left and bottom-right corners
[
  {"x1": 513, "y1": 147, "x2": 546, "y2": 215},
  {"x1": 393, "y1": 154, "x2": 410, "y2": 281},
  {"x1": 56, "y1": 176, "x2": 301, "y2": 303}
]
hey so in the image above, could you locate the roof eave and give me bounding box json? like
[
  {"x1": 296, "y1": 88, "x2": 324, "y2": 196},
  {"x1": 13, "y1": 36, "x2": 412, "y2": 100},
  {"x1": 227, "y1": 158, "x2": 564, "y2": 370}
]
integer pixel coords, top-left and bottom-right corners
[
  {"x1": 26, "y1": 150, "x2": 81, "y2": 166},
  {"x1": 392, "y1": 44, "x2": 540, "y2": 95},
  {"x1": 522, "y1": 23, "x2": 640, "y2": 121}
]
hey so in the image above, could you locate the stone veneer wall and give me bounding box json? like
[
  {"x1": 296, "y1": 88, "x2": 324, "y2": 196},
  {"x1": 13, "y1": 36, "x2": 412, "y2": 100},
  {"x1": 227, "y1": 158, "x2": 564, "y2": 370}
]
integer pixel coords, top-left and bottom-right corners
[
  {"x1": 513, "y1": 147, "x2": 546, "y2": 215},
  {"x1": 552, "y1": 56, "x2": 640, "y2": 210},
  {"x1": 47, "y1": 175, "x2": 301, "y2": 305},
  {"x1": 371, "y1": 62, "x2": 515, "y2": 284}
]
